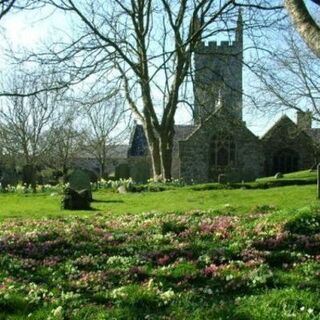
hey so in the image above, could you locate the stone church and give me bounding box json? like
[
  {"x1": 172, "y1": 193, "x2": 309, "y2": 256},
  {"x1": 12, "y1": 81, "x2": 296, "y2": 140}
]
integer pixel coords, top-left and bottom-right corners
[{"x1": 126, "y1": 12, "x2": 318, "y2": 183}]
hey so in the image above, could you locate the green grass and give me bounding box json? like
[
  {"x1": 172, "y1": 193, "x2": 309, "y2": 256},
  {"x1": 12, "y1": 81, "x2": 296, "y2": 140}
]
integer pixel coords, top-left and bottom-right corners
[
  {"x1": 0, "y1": 184, "x2": 318, "y2": 219},
  {"x1": 1, "y1": 179, "x2": 320, "y2": 318},
  {"x1": 1, "y1": 194, "x2": 320, "y2": 319},
  {"x1": 256, "y1": 170, "x2": 316, "y2": 182}
]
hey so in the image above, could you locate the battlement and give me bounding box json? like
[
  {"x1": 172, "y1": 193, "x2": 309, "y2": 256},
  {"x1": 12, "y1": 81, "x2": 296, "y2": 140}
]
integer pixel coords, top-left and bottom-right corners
[{"x1": 197, "y1": 40, "x2": 240, "y2": 52}]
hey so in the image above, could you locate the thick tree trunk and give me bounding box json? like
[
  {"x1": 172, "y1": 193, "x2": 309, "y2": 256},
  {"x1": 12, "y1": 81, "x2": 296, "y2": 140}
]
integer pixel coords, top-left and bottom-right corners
[
  {"x1": 62, "y1": 164, "x2": 68, "y2": 183},
  {"x1": 149, "y1": 140, "x2": 162, "y2": 179},
  {"x1": 159, "y1": 127, "x2": 174, "y2": 181},
  {"x1": 284, "y1": 0, "x2": 320, "y2": 58}
]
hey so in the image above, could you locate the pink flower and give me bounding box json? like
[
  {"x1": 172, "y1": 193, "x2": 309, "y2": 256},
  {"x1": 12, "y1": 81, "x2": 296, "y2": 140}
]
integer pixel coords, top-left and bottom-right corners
[
  {"x1": 157, "y1": 255, "x2": 170, "y2": 266},
  {"x1": 204, "y1": 263, "x2": 219, "y2": 277}
]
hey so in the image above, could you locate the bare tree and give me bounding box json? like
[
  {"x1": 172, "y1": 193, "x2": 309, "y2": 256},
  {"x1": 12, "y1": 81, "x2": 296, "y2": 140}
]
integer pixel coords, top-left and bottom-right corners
[
  {"x1": 0, "y1": 1, "x2": 42, "y2": 20},
  {"x1": 248, "y1": 28, "x2": 320, "y2": 120},
  {"x1": 0, "y1": 72, "x2": 60, "y2": 187},
  {"x1": 42, "y1": 107, "x2": 83, "y2": 182},
  {"x1": 23, "y1": 0, "x2": 282, "y2": 180},
  {"x1": 284, "y1": 0, "x2": 320, "y2": 57},
  {"x1": 81, "y1": 92, "x2": 126, "y2": 178}
]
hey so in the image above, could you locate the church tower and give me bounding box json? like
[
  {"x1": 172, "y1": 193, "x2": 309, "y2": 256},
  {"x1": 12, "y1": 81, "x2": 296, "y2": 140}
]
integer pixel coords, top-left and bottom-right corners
[{"x1": 193, "y1": 10, "x2": 243, "y2": 123}]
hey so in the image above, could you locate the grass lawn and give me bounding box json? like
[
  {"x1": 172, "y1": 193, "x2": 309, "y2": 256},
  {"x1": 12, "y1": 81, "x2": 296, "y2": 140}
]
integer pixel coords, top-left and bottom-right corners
[
  {"x1": 256, "y1": 170, "x2": 316, "y2": 182},
  {"x1": 0, "y1": 184, "x2": 318, "y2": 219},
  {"x1": 1, "y1": 183, "x2": 320, "y2": 319}
]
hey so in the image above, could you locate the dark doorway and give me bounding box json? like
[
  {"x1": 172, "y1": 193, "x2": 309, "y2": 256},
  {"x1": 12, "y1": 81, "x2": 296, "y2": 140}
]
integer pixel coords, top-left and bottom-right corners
[{"x1": 272, "y1": 148, "x2": 299, "y2": 174}]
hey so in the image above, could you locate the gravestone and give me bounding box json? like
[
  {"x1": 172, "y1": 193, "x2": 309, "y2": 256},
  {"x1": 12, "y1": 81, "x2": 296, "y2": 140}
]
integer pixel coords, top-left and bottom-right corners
[
  {"x1": 117, "y1": 185, "x2": 127, "y2": 194},
  {"x1": 218, "y1": 173, "x2": 227, "y2": 184},
  {"x1": 274, "y1": 172, "x2": 283, "y2": 179},
  {"x1": 115, "y1": 163, "x2": 130, "y2": 180},
  {"x1": 130, "y1": 160, "x2": 150, "y2": 183},
  {"x1": 61, "y1": 187, "x2": 91, "y2": 210},
  {"x1": 68, "y1": 169, "x2": 92, "y2": 201},
  {"x1": 22, "y1": 165, "x2": 36, "y2": 189},
  {"x1": 0, "y1": 170, "x2": 19, "y2": 189}
]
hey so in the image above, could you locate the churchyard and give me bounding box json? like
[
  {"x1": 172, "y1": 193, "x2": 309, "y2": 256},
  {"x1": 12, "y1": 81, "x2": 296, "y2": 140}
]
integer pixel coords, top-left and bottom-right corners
[{"x1": 0, "y1": 171, "x2": 319, "y2": 319}]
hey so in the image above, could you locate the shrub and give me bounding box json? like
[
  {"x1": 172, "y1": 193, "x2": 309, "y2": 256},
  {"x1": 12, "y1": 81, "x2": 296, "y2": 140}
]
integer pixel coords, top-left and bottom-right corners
[
  {"x1": 161, "y1": 221, "x2": 187, "y2": 235},
  {"x1": 284, "y1": 208, "x2": 320, "y2": 235}
]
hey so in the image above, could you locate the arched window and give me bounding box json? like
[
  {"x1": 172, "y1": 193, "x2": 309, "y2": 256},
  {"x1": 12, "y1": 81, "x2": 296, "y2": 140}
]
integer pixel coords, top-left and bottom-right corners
[
  {"x1": 210, "y1": 136, "x2": 236, "y2": 168},
  {"x1": 272, "y1": 148, "x2": 299, "y2": 174}
]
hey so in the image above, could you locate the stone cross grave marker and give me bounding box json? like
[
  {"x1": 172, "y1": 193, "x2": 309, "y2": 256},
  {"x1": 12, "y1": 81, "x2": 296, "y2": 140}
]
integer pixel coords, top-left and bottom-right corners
[{"x1": 69, "y1": 169, "x2": 92, "y2": 201}]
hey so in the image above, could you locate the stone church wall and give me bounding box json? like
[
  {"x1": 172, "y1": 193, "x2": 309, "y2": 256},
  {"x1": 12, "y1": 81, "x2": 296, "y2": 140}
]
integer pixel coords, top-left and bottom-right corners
[
  {"x1": 179, "y1": 110, "x2": 264, "y2": 183},
  {"x1": 262, "y1": 117, "x2": 315, "y2": 176}
]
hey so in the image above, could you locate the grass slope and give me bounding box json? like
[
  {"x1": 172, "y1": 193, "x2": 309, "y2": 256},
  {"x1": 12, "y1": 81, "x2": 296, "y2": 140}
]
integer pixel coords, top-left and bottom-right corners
[{"x1": 256, "y1": 170, "x2": 316, "y2": 182}]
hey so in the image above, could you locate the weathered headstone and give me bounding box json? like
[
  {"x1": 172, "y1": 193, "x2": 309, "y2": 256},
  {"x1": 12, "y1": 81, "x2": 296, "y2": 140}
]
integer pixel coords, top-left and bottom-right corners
[
  {"x1": 117, "y1": 185, "x2": 127, "y2": 194},
  {"x1": 0, "y1": 170, "x2": 19, "y2": 189},
  {"x1": 130, "y1": 161, "x2": 150, "y2": 183},
  {"x1": 115, "y1": 163, "x2": 130, "y2": 180},
  {"x1": 61, "y1": 187, "x2": 91, "y2": 210},
  {"x1": 218, "y1": 173, "x2": 227, "y2": 184},
  {"x1": 68, "y1": 169, "x2": 92, "y2": 201},
  {"x1": 22, "y1": 165, "x2": 36, "y2": 189},
  {"x1": 274, "y1": 172, "x2": 283, "y2": 179}
]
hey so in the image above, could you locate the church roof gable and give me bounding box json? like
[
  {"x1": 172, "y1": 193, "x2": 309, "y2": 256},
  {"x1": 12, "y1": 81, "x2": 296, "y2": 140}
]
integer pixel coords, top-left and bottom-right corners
[{"x1": 261, "y1": 115, "x2": 309, "y2": 141}]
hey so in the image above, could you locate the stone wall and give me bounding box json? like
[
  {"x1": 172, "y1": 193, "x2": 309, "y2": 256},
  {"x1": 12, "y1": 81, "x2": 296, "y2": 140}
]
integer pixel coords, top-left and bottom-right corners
[
  {"x1": 262, "y1": 116, "x2": 315, "y2": 176},
  {"x1": 179, "y1": 108, "x2": 264, "y2": 183}
]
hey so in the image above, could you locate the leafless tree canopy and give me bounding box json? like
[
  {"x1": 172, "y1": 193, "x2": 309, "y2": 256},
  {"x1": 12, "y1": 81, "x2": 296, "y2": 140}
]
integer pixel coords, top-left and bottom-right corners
[
  {"x1": 16, "y1": 0, "x2": 280, "y2": 180},
  {"x1": 0, "y1": 0, "x2": 41, "y2": 20}
]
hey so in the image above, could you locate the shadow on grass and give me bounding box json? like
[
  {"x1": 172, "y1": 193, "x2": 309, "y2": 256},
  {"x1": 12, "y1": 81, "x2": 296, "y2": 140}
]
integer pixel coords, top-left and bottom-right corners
[{"x1": 92, "y1": 199, "x2": 124, "y2": 204}]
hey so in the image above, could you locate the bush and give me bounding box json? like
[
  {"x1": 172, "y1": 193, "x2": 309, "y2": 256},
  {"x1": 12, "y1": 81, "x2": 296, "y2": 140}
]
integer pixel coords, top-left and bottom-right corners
[
  {"x1": 161, "y1": 221, "x2": 187, "y2": 235},
  {"x1": 284, "y1": 208, "x2": 320, "y2": 235}
]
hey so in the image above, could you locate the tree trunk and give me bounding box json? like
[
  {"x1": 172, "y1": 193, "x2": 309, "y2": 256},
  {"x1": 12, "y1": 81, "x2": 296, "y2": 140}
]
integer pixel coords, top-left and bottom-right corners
[
  {"x1": 61, "y1": 163, "x2": 68, "y2": 183},
  {"x1": 149, "y1": 140, "x2": 162, "y2": 179},
  {"x1": 284, "y1": 0, "x2": 320, "y2": 58},
  {"x1": 160, "y1": 128, "x2": 174, "y2": 181}
]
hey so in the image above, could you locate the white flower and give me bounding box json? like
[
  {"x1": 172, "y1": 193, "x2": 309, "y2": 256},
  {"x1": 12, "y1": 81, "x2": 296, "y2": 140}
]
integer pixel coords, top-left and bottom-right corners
[
  {"x1": 160, "y1": 288, "x2": 175, "y2": 304},
  {"x1": 52, "y1": 306, "x2": 63, "y2": 317}
]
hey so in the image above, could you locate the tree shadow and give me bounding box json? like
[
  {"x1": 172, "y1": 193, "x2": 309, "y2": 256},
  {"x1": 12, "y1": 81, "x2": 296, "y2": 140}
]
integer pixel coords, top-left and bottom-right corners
[{"x1": 92, "y1": 199, "x2": 124, "y2": 204}]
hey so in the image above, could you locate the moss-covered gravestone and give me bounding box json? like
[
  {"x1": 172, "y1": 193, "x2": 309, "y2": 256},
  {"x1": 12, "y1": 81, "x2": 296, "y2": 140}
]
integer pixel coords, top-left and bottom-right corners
[
  {"x1": 22, "y1": 165, "x2": 36, "y2": 188},
  {"x1": 0, "y1": 170, "x2": 18, "y2": 189},
  {"x1": 62, "y1": 169, "x2": 93, "y2": 210},
  {"x1": 62, "y1": 187, "x2": 91, "y2": 210},
  {"x1": 130, "y1": 161, "x2": 150, "y2": 183},
  {"x1": 69, "y1": 169, "x2": 92, "y2": 199}
]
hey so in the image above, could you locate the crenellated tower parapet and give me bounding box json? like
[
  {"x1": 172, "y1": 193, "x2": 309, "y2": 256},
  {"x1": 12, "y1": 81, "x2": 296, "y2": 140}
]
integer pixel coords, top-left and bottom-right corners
[{"x1": 194, "y1": 10, "x2": 243, "y2": 123}]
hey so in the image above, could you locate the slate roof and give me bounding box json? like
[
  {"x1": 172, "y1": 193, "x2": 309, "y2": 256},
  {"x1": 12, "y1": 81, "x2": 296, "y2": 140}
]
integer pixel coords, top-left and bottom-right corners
[
  {"x1": 76, "y1": 145, "x2": 129, "y2": 159},
  {"x1": 174, "y1": 125, "x2": 197, "y2": 141},
  {"x1": 306, "y1": 128, "x2": 320, "y2": 145},
  {"x1": 261, "y1": 115, "x2": 320, "y2": 144},
  {"x1": 261, "y1": 115, "x2": 296, "y2": 140},
  {"x1": 127, "y1": 124, "x2": 197, "y2": 157}
]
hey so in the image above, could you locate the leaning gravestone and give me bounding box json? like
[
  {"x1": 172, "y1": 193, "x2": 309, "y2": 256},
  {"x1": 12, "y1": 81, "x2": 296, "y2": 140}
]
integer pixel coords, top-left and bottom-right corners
[
  {"x1": 68, "y1": 169, "x2": 92, "y2": 201},
  {"x1": 61, "y1": 187, "x2": 91, "y2": 210},
  {"x1": 274, "y1": 172, "x2": 283, "y2": 179}
]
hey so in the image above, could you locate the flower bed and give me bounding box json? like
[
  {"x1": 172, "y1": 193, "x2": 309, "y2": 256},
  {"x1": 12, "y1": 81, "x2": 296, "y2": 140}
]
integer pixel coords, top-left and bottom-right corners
[{"x1": 0, "y1": 207, "x2": 320, "y2": 319}]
